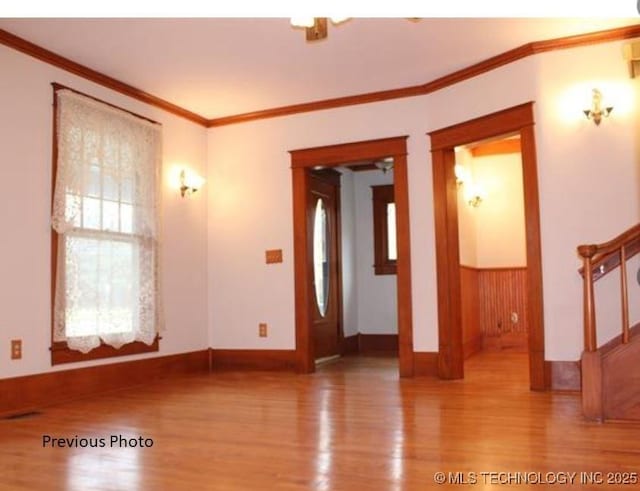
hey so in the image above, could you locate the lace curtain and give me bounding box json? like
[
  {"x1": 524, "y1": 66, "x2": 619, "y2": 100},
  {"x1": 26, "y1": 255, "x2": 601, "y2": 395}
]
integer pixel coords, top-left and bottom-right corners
[{"x1": 52, "y1": 89, "x2": 163, "y2": 354}]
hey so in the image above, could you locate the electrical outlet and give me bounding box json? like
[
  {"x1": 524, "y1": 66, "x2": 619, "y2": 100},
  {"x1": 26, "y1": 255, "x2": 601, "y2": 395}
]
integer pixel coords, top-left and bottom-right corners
[
  {"x1": 511, "y1": 312, "x2": 519, "y2": 324},
  {"x1": 11, "y1": 339, "x2": 22, "y2": 360},
  {"x1": 259, "y1": 323, "x2": 268, "y2": 337}
]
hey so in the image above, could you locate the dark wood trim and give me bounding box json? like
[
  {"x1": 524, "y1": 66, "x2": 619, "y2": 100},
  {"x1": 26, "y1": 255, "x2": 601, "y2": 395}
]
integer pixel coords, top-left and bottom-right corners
[
  {"x1": 547, "y1": 360, "x2": 581, "y2": 392},
  {"x1": 459, "y1": 265, "x2": 528, "y2": 272},
  {"x1": 429, "y1": 102, "x2": 547, "y2": 390},
  {"x1": 50, "y1": 87, "x2": 59, "y2": 361},
  {"x1": 432, "y1": 146, "x2": 464, "y2": 379},
  {"x1": 470, "y1": 138, "x2": 521, "y2": 157},
  {"x1": 2, "y1": 25, "x2": 638, "y2": 129},
  {"x1": 343, "y1": 334, "x2": 360, "y2": 355},
  {"x1": 210, "y1": 349, "x2": 296, "y2": 371},
  {"x1": 348, "y1": 164, "x2": 378, "y2": 172},
  {"x1": 0, "y1": 349, "x2": 210, "y2": 418},
  {"x1": 290, "y1": 136, "x2": 414, "y2": 377},
  {"x1": 207, "y1": 25, "x2": 640, "y2": 127},
  {"x1": 581, "y1": 350, "x2": 603, "y2": 420},
  {"x1": 359, "y1": 334, "x2": 399, "y2": 354},
  {"x1": 531, "y1": 24, "x2": 640, "y2": 53},
  {"x1": 51, "y1": 337, "x2": 160, "y2": 365},
  {"x1": 430, "y1": 103, "x2": 534, "y2": 150},
  {"x1": 0, "y1": 28, "x2": 208, "y2": 127},
  {"x1": 372, "y1": 184, "x2": 397, "y2": 275},
  {"x1": 290, "y1": 137, "x2": 408, "y2": 168},
  {"x1": 463, "y1": 336, "x2": 483, "y2": 359},
  {"x1": 52, "y1": 82, "x2": 161, "y2": 126},
  {"x1": 413, "y1": 352, "x2": 439, "y2": 377}
]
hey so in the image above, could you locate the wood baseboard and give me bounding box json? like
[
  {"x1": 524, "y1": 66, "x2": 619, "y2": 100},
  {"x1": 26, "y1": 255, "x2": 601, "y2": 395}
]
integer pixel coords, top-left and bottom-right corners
[
  {"x1": 0, "y1": 349, "x2": 210, "y2": 418},
  {"x1": 547, "y1": 360, "x2": 581, "y2": 392},
  {"x1": 343, "y1": 334, "x2": 359, "y2": 355},
  {"x1": 463, "y1": 336, "x2": 483, "y2": 359},
  {"x1": 210, "y1": 349, "x2": 296, "y2": 371},
  {"x1": 359, "y1": 334, "x2": 399, "y2": 354},
  {"x1": 413, "y1": 351, "x2": 439, "y2": 377}
]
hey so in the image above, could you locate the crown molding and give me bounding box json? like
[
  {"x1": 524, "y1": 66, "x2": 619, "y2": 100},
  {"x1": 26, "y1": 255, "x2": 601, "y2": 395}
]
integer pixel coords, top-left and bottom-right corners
[
  {"x1": 1, "y1": 24, "x2": 639, "y2": 129},
  {"x1": 208, "y1": 24, "x2": 640, "y2": 127},
  {"x1": 0, "y1": 28, "x2": 209, "y2": 127}
]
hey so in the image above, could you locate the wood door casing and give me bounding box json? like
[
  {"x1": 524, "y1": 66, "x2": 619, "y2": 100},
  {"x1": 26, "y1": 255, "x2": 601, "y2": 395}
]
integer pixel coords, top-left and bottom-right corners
[
  {"x1": 290, "y1": 136, "x2": 413, "y2": 376},
  {"x1": 308, "y1": 170, "x2": 342, "y2": 360},
  {"x1": 429, "y1": 102, "x2": 546, "y2": 390}
]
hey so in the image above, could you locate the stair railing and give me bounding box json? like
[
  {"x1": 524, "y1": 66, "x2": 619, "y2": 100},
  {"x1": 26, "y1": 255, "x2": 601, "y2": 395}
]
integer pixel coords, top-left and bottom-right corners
[{"x1": 577, "y1": 223, "x2": 640, "y2": 352}]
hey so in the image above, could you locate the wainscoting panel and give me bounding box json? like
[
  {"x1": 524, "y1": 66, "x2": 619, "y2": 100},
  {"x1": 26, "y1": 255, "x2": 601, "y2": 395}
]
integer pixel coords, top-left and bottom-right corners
[
  {"x1": 478, "y1": 267, "x2": 528, "y2": 351},
  {"x1": 460, "y1": 266, "x2": 481, "y2": 358},
  {"x1": 460, "y1": 266, "x2": 528, "y2": 354}
]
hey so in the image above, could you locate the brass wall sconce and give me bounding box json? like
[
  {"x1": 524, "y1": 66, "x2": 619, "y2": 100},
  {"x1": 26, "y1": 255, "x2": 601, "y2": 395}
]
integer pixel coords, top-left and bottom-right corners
[
  {"x1": 467, "y1": 194, "x2": 483, "y2": 208},
  {"x1": 180, "y1": 169, "x2": 204, "y2": 197},
  {"x1": 454, "y1": 164, "x2": 484, "y2": 207},
  {"x1": 583, "y1": 88, "x2": 613, "y2": 126}
]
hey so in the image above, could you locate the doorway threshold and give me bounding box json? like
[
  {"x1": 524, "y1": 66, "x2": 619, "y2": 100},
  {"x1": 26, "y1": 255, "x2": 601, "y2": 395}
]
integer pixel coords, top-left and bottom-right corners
[{"x1": 315, "y1": 354, "x2": 341, "y2": 366}]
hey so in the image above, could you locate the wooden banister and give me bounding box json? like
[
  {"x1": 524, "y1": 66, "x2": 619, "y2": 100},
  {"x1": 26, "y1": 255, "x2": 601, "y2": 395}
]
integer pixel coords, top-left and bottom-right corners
[
  {"x1": 577, "y1": 223, "x2": 640, "y2": 352},
  {"x1": 578, "y1": 223, "x2": 640, "y2": 281}
]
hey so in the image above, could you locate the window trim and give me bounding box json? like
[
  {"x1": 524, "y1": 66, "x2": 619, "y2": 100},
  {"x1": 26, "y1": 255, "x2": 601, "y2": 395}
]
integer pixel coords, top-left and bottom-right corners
[
  {"x1": 50, "y1": 83, "x2": 160, "y2": 365},
  {"x1": 372, "y1": 184, "x2": 397, "y2": 275}
]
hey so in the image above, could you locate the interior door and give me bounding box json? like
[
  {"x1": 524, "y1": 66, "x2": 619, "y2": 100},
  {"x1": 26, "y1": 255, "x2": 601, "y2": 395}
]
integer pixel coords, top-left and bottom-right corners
[{"x1": 308, "y1": 169, "x2": 342, "y2": 360}]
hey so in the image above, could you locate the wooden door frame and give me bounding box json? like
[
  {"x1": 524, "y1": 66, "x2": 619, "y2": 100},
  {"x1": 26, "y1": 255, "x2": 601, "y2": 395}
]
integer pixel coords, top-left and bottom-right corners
[
  {"x1": 428, "y1": 102, "x2": 547, "y2": 390},
  {"x1": 290, "y1": 136, "x2": 415, "y2": 376}
]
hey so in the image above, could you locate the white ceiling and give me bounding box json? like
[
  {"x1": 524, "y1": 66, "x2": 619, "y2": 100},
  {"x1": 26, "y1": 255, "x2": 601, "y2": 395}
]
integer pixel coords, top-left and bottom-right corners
[{"x1": 0, "y1": 17, "x2": 637, "y2": 120}]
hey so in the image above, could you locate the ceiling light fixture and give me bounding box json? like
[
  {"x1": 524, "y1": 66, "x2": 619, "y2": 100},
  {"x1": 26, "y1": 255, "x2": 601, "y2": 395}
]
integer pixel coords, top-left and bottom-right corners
[
  {"x1": 290, "y1": 17, "x2": 350, "y2": 42},
  {"x1": 374, "y1": 158, "x2": 394, "y2": 174}
]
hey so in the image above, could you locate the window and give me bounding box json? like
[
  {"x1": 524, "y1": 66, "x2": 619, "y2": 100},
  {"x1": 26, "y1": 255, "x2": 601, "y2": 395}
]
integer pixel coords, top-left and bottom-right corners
[
  {"x1": 51, "y1": 87, "x2": 162, "y2": 364},
  {"x1": 372, "y1": 184, "x2": 397, "y2": 275}
]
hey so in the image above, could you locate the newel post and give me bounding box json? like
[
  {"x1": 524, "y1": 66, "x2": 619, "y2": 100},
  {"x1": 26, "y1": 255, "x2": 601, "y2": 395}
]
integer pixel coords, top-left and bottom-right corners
[{"x1": 578, "y1": 245, "x2": 598, "y2": 352}]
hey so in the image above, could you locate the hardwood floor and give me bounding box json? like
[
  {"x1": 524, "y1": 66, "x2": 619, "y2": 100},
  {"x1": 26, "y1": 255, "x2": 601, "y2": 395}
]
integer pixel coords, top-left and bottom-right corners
[{"x1": 1, "y1": 352, "x2": 639, "y2": 490}]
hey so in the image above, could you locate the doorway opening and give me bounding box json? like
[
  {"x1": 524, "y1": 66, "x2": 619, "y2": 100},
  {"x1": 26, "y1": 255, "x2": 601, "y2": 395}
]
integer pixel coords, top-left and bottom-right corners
[
  {"x1": 290, "y1": 137, "x2": 414, "y2": 377},
  {"x1": 428, "y1": 102, "x2": 546, "y2": 390},
  {"x1": 455, "y1": 133, "x2": 529, "y2": 385},
  {"x1": 316, "y1": 162, "x2": 400, "y2": 370}
]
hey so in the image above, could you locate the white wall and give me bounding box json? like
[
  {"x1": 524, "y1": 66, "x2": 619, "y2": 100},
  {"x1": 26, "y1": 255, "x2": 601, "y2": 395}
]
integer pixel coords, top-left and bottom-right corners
[
  {"x1": 0, "y1": 44, "x2": 209, "y2": 379},
  {"x1": 457, "y1": 150, "x2": 527, "y2": 268},
  {"x1": 340, "y1": 168, "x2": 397, "y2": 336},
  {"x1": 456, "y1": 148, "x2": 478, "y2": 267},
  {"x1": 473, "y1": 152, "x2": 527, "y2": 267},
  {"x1": 340, "y1": 169, "x2": 358, "y2": 337},
  {"x1": 208, "y1": 39, "x2": 640, "y2": 361},
  {"x1": 353, "y1": 170, "x2": 397, "y2": 334}
]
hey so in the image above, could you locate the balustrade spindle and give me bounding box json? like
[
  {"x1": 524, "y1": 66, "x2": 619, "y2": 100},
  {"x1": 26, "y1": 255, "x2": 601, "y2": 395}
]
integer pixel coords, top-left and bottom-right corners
[
  {"x1": 620, "y1": 246, "x2": 630, "y2": 344},
  {"x1": 583, "y1": 254, "x2": 597, "y2": 352}
]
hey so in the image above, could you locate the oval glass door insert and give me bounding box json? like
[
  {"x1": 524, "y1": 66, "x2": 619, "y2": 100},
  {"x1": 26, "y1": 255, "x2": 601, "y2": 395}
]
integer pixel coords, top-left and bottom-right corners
[{"x1": 313, "y1": 198, "x2": 330, "y2": 317}]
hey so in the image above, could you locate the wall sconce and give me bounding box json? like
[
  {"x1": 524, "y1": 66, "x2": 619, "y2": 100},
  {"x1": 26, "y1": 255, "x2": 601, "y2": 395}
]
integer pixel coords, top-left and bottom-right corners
[
  {"x1": 454, "y1": 164, "x2": 469, "y2": 186},
  {"x1": 455, "y1": 163, "x2": 485, "y2": 207},
  {"x1": 464, "y1": 182, "x2": 486, "y2": 208},
  {"x1": 468, "y1": 194, "x2": 483, "y2": 208},
  {"x1": 179, "y1": 169, "x2": 205, "y2": 197},
  {"x1": 583, "y1": 88, "x2": 613, "y2": 126}
]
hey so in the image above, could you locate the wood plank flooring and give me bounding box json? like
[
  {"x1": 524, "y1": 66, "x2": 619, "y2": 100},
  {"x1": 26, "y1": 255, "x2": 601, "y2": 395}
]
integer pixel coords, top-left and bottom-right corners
[{"x1": 1, "y1": 351, "x2": 640, "y2": 490}]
